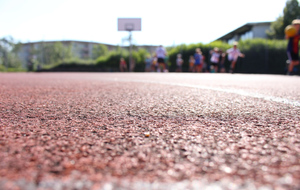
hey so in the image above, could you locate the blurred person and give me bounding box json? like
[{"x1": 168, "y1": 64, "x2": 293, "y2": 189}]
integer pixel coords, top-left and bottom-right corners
[
  {"x1": 119, "y1": 57, "x2": 127, "y2": 72},
  {"x1": 164, "y1": 55, "x2": 169, "y2": 72},
  {"x1": 129, "y1": 57, "x2": 135, "y2": 72},
  {"x1": 145, "y1": 55, "x2": 152, "y2": 72},
  {"x1": 202, "y1": 55, "x2": 207, "y2": 72},
  {"x1": 194, "y1": 48, "x2": 203, "y2": 72},
  {"x1": 176, "y1": 53, "x2": 184, "y2": 72},
  {"x1": 210, "y1": 47, "x2": 221, "y2": 72},
  {"x1": 189, "y1": 55, "x2": 195, "y2": 72},
  {"x1": 219, "y1": 49, "x2": 226, "y2": 73},
  {"x1": 286, "y1": 19, "x2": 300, "y2": 75},
  {"x1": 226, "y1": 42, "x2": 245, "y2": 73},
  {"x1": 156, "y1": 45, "x2": 167, "y2": 72},
  {"x1": 151, "y1": 53, "x2": 158, "y2": 72}
]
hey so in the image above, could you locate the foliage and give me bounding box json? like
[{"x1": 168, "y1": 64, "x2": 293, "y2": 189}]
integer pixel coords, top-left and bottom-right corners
[
  {"x1": 238, "y1": 39, "x2": 287, "y2": 74},
  {"x1": 92, "y1": 44, "x2": 108, "y2": 59},
  {"x1": 283, "y1": 0, "x2": 300, "y2": 26},
  {"x1": 95, "y1": 47, "x2": 150, "y2": 72},
  {"x1": 165, "y1": 39, "x2": 289, "y2": 74},
  {"x1": 0, "y1": 36, "x2": 22, "y2": 71},
  {"x1": 167, "y1": 41, "x2": 231, "y2": 72},
  {"x1": 0, "y1": 36, "x2": 293, "y2": 74},
  {"x1": 267, "y1": 0, "x2": 300, "y2": 39},
  {"x1": 132, "y1": 48, "x2": 150, "y2": 71},
  {"x1": 34, "y1": 42, "x2": 73, "y2": 67}
]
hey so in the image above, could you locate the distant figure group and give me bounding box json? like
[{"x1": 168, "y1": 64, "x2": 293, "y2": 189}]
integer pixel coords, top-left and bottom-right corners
[
  {"x1": 121, "y1": 43, "x2": 245, "y2": 73},
  {"x1": 185, "y1": 42, "x2": 244, "y2": 73},
  {"x1": 141, "y1": 43, "x2": 245, "y2": 73}
]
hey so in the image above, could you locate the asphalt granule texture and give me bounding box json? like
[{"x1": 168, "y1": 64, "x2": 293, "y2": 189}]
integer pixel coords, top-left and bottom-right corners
[{"x1": 0, "y1": 73, "x2": 299, "y2": 190}]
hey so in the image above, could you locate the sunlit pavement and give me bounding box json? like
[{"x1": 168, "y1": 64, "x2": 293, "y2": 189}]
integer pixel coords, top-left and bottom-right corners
[{"x1": 0, "y1": 73, "x2": 299, "y2": 190}]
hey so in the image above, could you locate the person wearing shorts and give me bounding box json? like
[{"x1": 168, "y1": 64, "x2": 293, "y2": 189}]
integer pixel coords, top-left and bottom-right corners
[
  {"x1": 194, "y1": 48, "x2": 203, "y2": 72},
  {"x1": 226, "y1": 42, "x2": 245, "y2": 73},
  {"x1": 119, "y1": 58, "x2": 127, "y2": 72},
  {"x1": 156, "y1": 45, "x2": 167, "y2": 72},
  {"x1": 189, "y1": 55, "x2": 195, "y2": 72},
  {"x1": 286, "y1": 19, "x2": 300, "y2": 75},
  {"x1": 210, "y1": 47, "x2": 221, "y2": 73}
]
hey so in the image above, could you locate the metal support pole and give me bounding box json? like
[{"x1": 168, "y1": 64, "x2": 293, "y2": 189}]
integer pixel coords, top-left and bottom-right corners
[
  {"x1": 128, "y1": 31, "x2": 133, "y2": 72},
  {"x1": 3, "y1": 51, "x2": 7, "y2": 71}
]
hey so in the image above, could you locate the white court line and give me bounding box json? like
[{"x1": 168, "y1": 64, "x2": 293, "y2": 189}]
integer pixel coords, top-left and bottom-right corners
[{"x1": 111, "y1": 78, "x2": 300, "y2": 107}]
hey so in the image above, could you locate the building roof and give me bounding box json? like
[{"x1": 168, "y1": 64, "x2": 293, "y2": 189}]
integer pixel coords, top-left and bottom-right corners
[
  {"x1": 20, "y1": 40, "x2": 112, "y2": 46},
  {"x1": 215, "y1": 22, "x2": 271, "y2": 41}
]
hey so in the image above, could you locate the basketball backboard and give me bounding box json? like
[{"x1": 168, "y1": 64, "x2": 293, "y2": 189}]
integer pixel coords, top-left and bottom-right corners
[{"x1": 118, "y1": 18, "x2": 141, "y2": 31}]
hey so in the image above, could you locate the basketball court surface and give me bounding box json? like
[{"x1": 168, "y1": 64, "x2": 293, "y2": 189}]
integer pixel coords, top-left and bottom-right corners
[{"x1": 0, "y1": 73, "x2": 299, "y2": 189}]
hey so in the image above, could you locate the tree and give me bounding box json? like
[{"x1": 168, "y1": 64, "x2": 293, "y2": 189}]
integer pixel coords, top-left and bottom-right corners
[
  {"x1": 35, "y1": 41, "x2": 73, "y2": 66},
  {"x1": 267, "y1": 0, "x2": 300, "y2": 39},
  {"x1": 92, "y1": 44, "x2": 108, "y2": 59},
  {"x1": 0, "y1": 36, "x2": 22, "y2": 70}
]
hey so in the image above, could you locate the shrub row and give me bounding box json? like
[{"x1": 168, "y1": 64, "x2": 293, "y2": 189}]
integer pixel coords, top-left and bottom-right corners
[
  {"x1": 167, "y1": 39, "x2": 290, "y2": 74},
  {"x1": 41, "y1": 39, "x2": 298, "y2": 75}
]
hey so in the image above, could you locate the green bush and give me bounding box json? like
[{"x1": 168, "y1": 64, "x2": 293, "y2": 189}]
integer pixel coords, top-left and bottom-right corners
[
  {"x1": 0, "y1": 64, "x2": 26, "y2": 72},
  {"x1": 167, "y1": 39, "x2": 289, "y2": 74},
  {"x1": 96, "y1": 52, "x2": 123, "y2": 71},
  {"x1": 167, "y1": 41, "x2": 230, "y2": 72},
  {"x1": 238, "y1": 39, "x2": 287, "y2": 74},
  {"x1": 96, "y1": 48, "x2": 150, "y2": 72},
  {"x1": 27, "y1": 39, "x2": 295, "y2": 74}
]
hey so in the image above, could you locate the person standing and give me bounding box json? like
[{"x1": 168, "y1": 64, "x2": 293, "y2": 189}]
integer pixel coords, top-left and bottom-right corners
[
  {"x1": 194, "y1": 48, "x2": 203, "y2": 72},
  {"x1": 176, "y1": 54, "x2": 184, "y2": 72},
  {"x1": 156, "y1": 45, "x2": 167, "y2": 72},
  {"x1": 219, "y1": 49, "x2": 226, "y2": 73},
  {"x1": 226, "y1": 42, "x2": 245, "y2": 73},
  {"x1": 119, "y1": 58, "x2": 127, "y2": 72},
  {"x1": 151, "y1": 53, "x2": 158, "y2": 72},
  {"x1": 145, "y1": 55, "x2": 152, "y2": 72},
  {"x1": 189, "y1": 55, "x2": 195, "y2": 72},
  {"x1": 286, "y1": 19, "x2": 300, "y2": 75},
  {"x1": 210, "y1": 47, "x2": 221, "y2": 73}
]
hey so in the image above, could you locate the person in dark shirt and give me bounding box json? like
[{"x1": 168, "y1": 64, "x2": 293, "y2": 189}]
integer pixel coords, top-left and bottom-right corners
[{"x1": 286, "y1": 19, "x2": 300, "y2": 75}]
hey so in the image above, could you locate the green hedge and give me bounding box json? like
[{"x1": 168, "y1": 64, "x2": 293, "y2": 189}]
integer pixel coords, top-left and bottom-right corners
[
  {"x1": 167, "y1": 39, "x2": 290, "y2": 74},
  {"x1": 39, "y1": 39, "x2": 298, "y2": 75},
  {"x1": 238, "y1": 39, "x2": 287, "y2": 74},
  {"x1": 96, "y1": 48, "x2": 149, "y2": 72},
  {"x1": 167, "y1": 41, "x2": 231, "y2": 72}
]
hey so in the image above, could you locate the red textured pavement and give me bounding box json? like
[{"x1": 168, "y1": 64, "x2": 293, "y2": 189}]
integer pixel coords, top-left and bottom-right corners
[{"x1": 0, "y1": 73, "x2": 299, "y2": 190}]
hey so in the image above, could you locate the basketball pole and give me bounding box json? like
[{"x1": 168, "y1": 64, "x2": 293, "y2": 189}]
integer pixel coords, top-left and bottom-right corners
[
  {"x1": 118, "y1": 18, "x2": 141, "y2": 72},
  {"x1": 128, "y1": 30, "x2": 133, "y2": 72}
]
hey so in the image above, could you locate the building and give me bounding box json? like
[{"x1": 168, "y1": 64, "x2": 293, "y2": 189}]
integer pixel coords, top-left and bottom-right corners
[
  {"x1": 18, "y1": 40, "x2": 117, "y2": 68},
  {"x1": 216, "y1": 22, "x2": 271, "y2": 44},
  {"x1": 18, "y1": 40, "x2": 158, "y2": 69}
]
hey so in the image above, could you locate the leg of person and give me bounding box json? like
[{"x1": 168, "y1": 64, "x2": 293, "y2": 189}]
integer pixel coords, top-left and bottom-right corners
[
  {"x1": 230, "y1": 60, "x2": 237, "y2": 73},
  {"x1": 287, "y1": 51, "x2": 299, "y2": 74},
  {"x1": 289, "y1": 60, "x2": 299, "y2": 73},
  {"x1": 215, "y1": 66, "x2": 218, "y2": 73},
  {"x1": 160, "y1": 63, "x2": 164, "y2": 72}
]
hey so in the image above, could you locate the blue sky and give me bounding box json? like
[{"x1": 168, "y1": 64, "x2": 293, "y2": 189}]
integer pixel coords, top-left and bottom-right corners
[{"x1": 0, "y1": 0, "x2": 289, "y2": 46}]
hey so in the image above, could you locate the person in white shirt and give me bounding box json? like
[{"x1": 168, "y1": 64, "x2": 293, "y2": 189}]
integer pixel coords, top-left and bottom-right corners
[
  {"x1": 156, "y1": 45, "x2": 167, "y2": 72},
  {"x1": 226, "y1": 42, "x2": 245, "y2": 73},
  {"x1": 210, "y1": 47, "x2": 221, "y2": 72}
]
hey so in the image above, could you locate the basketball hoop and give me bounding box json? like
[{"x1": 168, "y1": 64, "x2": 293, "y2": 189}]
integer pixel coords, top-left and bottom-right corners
[
  {"x1": 118, "y1": 18, "x2": 141, "y2": 72},
  {"x1": 118, "y1": 18, "x2": 141, "y2": 31}
]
